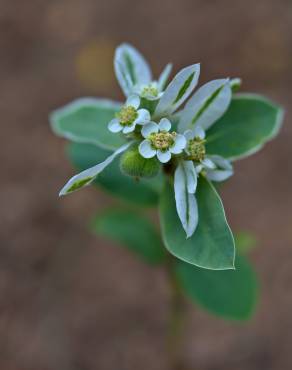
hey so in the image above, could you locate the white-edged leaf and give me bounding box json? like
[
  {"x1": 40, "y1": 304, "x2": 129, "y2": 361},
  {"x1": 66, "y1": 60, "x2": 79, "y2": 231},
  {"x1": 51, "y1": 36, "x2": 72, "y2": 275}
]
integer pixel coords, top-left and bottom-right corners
[
  {"x1": 155, "y1": 64, "x2": 200, "y2": 116},
  {"x1": 157, "y1": 63, "x2": 172, "y2": 91},
  {"x1": 50, "y1": 98, "x2": 125, "y2": 150},
  {"x1": 174, "y1": 162, "x2": 198, "y2": 238},
  {"x1": 114, "y1": 43, "x2": 152, "y2": 96},
  {"x1": 178, "y1": 79, "x2": 232, "y2": 132},
  {"x1": 59, "y1": 142, "x2": 132, "y2": 196},
  {"x1": 205, "y1": 155, "x2": 233, "y2": 182},
  {"x1": 183, "y1": 160, "x2": 198, "y2": 194}
]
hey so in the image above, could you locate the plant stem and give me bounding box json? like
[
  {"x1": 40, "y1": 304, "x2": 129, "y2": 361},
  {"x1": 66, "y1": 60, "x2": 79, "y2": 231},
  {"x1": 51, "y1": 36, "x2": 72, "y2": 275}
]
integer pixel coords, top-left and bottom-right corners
[{"x1": 166, "y1": 256, "x2": 187, "y2": 370}]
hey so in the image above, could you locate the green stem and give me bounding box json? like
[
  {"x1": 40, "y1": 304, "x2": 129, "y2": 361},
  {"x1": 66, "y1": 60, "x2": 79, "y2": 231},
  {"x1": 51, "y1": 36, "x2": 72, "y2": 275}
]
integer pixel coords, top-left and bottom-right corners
[{"x1": 166, "y1": 256, "x2": 187, "y2": 370}]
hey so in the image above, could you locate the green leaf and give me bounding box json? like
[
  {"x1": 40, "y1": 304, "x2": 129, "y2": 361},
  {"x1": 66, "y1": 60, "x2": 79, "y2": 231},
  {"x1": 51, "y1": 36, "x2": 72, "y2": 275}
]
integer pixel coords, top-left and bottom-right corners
[
  {"x1": 176, "y1": 254, "x2": 258, "y2": 320},
  {"x1": 67, "y1": 142, "x2": 162, "y2": 206},
  {"x1": 159, "y1": 177, "x2": 235, "y2": 270},
  {"x1": 206, "y1": 94, "x2": 284, "y2": 160},
  {"x1": 234, "y1": 231, "x2": 257, "y2": 254},
  {"x1": 50, "y1": 98, "x2": 126, "y2": 150},
  {"x1": 91, "y1": 209, "x2": 165, "y2": 265}
]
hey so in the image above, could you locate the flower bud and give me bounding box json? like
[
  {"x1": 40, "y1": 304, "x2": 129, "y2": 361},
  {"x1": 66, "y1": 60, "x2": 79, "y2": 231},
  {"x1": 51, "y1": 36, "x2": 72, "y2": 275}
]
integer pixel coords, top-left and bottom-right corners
[{"x1": 120, "y1": 144, "x2": 160, "y2": 178}]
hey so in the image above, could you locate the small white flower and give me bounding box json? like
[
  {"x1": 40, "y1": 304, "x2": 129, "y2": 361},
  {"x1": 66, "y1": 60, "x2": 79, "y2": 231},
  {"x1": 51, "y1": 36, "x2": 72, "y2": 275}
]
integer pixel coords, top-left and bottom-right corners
[
  {"x1": 139, "y1": 118, "x2": 186, "y2": 163},
  {"x1": 108, "y1": 95, "x2": 150, "y2": 134},
  {"x1": 134, "y1": 82, "x2": 164, "y2": 101},
  {"x1": 183, "y1": 126, "x2": 233, "y2": 182}
]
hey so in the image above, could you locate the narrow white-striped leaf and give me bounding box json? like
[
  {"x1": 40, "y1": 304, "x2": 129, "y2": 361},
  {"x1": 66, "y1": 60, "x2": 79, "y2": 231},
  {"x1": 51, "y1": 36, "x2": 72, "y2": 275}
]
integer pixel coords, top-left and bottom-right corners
[
  {"x1": 205, "y1": 155, "x2": 233, "y2": 182},
  {"x1": 155, "y1": 64, "x2": 200, "y2": 116},
  {"x1": 59, "y1": 142, "x2": 132, "y2": 196},
  {"x1": 183, "y1": 160, "x2": 197, "y2": 194},
  {"x1": 114, "y1": 44, "x2": 152, "y2": 96},
  {"x1": 174, "y1": 162, "x2": 199, "y2": 238},
  {"x1": 157, "y1": 63, "x2": 172, "y2": 91},
  {"x1": 178, "y1": 79, "x2": 232, "y2": 132}
]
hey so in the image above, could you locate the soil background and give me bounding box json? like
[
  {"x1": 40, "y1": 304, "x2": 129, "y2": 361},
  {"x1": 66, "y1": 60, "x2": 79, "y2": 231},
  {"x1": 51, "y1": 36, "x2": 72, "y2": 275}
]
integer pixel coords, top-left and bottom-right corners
[{"x1": 1, "y1": 0, "x2": 292, "y2": 369}]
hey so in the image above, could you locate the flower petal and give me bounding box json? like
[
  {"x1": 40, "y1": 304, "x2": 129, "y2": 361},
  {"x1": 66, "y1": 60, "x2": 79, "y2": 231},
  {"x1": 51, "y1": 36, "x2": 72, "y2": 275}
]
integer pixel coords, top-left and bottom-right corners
[
  {"x1": 170, "y1": 134, "x2": 186, "y2": 154},
  {"x1": 139, "y1": 140, "x2": 156, "y2": 158},
  {"x1": 192, "y1": 125, "x2": 205, "y2": 139},
  {"x1": 123, "y1": 124, "x2": 136, "y2": 134},
  {"x1": 108, "y1": 118, "x2": 122, "y2": 133},
  {"x1": 141, "y1": 122, "x2": 159, "y2": 138},
  {"x1": 158, "y1": 118, "x2": 171, "y2": 132},
  {"x1": 184, "y1": 129, "x2": 195, "y2": 141},
  {"x1": 157, "y1": 150, "x2": 171, "y2": 163},
  {"x1": 126, "y1": 94, "x2": 140, "y2": 109},
  {"x1": 135, "y1": 109, "x2": 150, "y2": 125}
]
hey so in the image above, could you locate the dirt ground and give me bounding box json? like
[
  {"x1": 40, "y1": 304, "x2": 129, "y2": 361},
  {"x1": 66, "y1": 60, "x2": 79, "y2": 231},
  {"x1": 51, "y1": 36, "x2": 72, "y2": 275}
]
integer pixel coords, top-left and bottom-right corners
[{"x1": 1, "y1": 0, "x2": 292, "y2": 369}]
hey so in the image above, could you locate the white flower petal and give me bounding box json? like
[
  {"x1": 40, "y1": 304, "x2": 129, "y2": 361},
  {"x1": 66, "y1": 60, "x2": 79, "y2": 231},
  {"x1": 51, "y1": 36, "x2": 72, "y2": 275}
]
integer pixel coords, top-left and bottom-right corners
[
  {"x1": 158, "y1": 118, "x2": 171, "y2": 132},
  {"x1": 123, "y1": 124, "x2": 136, "y2": 134},
  {"x1": 141, "y1": 122, "x2": 159, "y2": 138},
  {"x1": 135, "y1": 109, "x2": 150, "y2": 125},
  {"x1": 157, "y1": 63, "x2": 172, "y2": 91},
  {"x1": 174, "y1": 163, "x2": 199, "y2": 238},
  {"x1": 59, "y1": 142, "x2": 132, "y2": 196},
  {"x1": 108, "y1": 118, "x2": 122, "y2": 133},
  {"x1": 184, "y1": 129, "x2": 195, "y2": 141},
  {"x1": 139, "y1": 140, "x2": 156, "y2": 158},
  {"x1": 126, "y1": 94, "x2": 140, "y2": 109},
  {"x1": 192, "y1": 125, "x2": 205, "y2": 139},
  {"x1": 170, "y1": 134, "x2": 186, "y2": 154},
  {"x1": 157, "y1": 150, "x2": 171, "y2": 163}
]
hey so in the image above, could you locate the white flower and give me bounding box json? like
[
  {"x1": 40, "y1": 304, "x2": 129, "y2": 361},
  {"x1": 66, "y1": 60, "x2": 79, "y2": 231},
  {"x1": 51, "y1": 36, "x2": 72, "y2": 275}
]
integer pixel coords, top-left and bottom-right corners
[
  {"x1": 139, "y1": 118, "x2": 186, "y2": 163},
  {"x1": 184, "y1": 126, "x2": 233, "y2": 183},
  {"x1": 108, "y1": 95, "x2": 150, "y2": 134},
  {"x1": 133, "y1": 82, "x2": 164, "y2": 101}
]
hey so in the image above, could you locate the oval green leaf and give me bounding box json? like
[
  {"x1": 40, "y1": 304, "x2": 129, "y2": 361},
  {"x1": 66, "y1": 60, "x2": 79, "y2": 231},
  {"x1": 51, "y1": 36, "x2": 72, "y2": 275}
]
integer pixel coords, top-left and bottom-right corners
[
  {"x1": 67, "y1": 142, "x2": 162, "y2": 206},
  {"x1": 50, "y1": 98, "x2": 126, "y2": 150},
  {"x1": 159, "y1": 176, "x2": 235, "y2": 270},
  {"x1": 91, "y1": 209, "x2": 165, "y2": 265},
  {"x1": 175, "y1": 254, "x2": 258, "y2": 320},
  {"x1": 206, "y1": 94, "x2": 284, "y2": 160}
]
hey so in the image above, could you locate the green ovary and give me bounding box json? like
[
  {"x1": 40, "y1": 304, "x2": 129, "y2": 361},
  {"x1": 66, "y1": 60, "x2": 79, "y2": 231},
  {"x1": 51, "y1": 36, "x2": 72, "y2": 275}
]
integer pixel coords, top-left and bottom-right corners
[{"x1": 116, "y1": 106, "x2": 138, "y2": 126}]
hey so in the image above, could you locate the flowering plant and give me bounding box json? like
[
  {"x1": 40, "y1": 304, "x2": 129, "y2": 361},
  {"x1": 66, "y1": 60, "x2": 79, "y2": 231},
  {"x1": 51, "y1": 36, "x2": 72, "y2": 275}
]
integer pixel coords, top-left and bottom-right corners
[{"x1": 51, "y1": 44, "x2": 283, "y2": 323}]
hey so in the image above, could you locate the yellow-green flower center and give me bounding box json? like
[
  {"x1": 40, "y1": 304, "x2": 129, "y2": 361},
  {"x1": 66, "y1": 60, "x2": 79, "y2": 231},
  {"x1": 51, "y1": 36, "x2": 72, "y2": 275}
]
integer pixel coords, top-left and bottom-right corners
[
  {"x1": 150, "y1": 131, "x2": 176, "y2": 151},
  {"x1": 141, "y1": 85, "x2": 159, "y2": 98},
  {"x1": 116, "y1": 106, "x2": 138, "y2": 126},
  {"x1": 188, "y1": 137, "x2": 206, "y2": 161}
]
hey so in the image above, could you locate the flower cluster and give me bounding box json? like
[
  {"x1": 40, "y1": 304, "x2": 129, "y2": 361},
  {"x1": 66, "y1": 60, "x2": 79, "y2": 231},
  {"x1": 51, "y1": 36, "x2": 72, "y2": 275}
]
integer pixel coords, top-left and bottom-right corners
[{"x1": 58, "y1": 43, "x2": 239, "y2": 238}]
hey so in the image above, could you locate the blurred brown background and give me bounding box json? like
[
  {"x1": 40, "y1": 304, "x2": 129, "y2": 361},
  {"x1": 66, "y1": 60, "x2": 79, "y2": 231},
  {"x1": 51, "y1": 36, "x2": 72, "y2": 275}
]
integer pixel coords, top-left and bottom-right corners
[{"x1": 1, "y1": 0, "x2": 292, "y2": 369}]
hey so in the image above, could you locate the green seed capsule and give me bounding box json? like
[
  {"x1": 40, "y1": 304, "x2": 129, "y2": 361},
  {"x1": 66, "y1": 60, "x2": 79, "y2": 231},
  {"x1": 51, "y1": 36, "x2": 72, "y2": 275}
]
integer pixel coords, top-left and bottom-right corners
[{"x1": 120, "y1": 145, "x2": 160, "y2": 178}]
